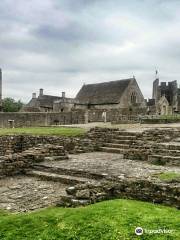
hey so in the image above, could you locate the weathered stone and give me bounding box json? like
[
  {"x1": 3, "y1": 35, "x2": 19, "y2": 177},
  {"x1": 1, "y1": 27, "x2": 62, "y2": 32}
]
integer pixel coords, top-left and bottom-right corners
[
  {"x1": 75, "y1": 189, "x2": 90, "y2": 199},
  {"x1": 66, "y1": 186, "x2": 76, "y2": 195}
]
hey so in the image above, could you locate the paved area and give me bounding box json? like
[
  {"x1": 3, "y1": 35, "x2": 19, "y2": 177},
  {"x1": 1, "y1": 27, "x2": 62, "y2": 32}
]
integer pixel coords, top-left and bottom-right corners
[
  {"x1": 0, "y1": 176, "x2": 67, "y2": 212},
  {"x1": 40, "y1": 152, "x2": 180, "y2": 179}
]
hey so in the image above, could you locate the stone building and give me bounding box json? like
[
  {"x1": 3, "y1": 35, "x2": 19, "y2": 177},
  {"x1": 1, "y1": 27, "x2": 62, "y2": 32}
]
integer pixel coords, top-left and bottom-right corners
[
  {"x1": 22, "y1": 89, "x2": 74, "y2": 112},
  {"x1": 149, "y1": 77, "x2": 180, "y2": 115},
  {"x1": 75, "y1": 77, "x2": 146, "y2": 113},
  {"x1": 53, "y1": 92, "x2": 75, "y2": 112}
]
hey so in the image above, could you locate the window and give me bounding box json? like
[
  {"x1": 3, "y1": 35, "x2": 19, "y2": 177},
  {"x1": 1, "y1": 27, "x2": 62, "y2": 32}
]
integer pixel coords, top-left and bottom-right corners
[{"x1": 130, "y1": 92, "x2": 137, "y2": 104}]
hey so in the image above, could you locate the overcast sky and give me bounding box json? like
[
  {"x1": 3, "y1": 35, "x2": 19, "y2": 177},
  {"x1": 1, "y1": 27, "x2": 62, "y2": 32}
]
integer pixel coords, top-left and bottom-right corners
[{"x1": 0, "y1": 0, "x2": 180, "y2": 102}]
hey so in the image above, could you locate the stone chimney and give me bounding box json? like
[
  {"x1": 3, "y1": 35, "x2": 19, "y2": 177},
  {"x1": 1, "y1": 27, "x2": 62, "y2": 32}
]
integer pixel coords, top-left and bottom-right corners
[
  {"x1": 0, "y1": 68, "x2": 2, "y2": 101},
  {"x1": 32, "y1": 92, "x2": 36, "y2": 99},
  {"x1": 62, "y1": 92, "x2": 65, "y2": 98},
  {"x1": 39, "y1": 88, "x2": 43, "y2": 96}
]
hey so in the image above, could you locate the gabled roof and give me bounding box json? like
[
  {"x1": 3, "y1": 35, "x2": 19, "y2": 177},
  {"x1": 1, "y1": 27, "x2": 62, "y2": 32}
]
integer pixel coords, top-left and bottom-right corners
[
  {"x1": 38, "y1": 95, "x2": 61, "y2": 108},
  {"x1": 25, "y1": 95, "x2": 62, "y2": 109},
  {"x1": 75, "y1": 78, "x2": 133, "y2": 105}
]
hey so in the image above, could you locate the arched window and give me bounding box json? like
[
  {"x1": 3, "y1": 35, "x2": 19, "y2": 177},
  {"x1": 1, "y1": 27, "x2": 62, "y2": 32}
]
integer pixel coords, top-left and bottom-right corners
[{"x1": 130, "y1": 92, "x2": 137, "y2": 104}]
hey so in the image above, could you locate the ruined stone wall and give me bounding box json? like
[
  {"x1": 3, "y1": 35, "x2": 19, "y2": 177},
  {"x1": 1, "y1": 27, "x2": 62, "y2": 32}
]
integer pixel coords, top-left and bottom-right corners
[
  {"x1": 0, "y1": 134, "x2": 97, "y2": 157},
  {"x1": 0, "y1": 134, "x2": 98, "y2": 178},
  {"x1": 0, "y1": 111, "x2": 86, "y2": 128},
  {"x1": 63, "y1": 178, "x2": 179, "y2": 209},
  {"x1": 0, "y1": 144, "x2": 68, "y2": 178}
]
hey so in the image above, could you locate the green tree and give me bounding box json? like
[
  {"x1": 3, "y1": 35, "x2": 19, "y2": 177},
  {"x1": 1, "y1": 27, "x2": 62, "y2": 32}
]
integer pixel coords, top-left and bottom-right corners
[{"x1": 2, "y1": 98, "x2": 24, "y2": 112}]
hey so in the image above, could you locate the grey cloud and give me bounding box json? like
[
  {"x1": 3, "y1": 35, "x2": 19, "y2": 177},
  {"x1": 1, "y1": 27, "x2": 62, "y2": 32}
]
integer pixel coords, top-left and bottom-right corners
[{"x1": 0, "y1": 0, "x2": 180, "y2": 102}]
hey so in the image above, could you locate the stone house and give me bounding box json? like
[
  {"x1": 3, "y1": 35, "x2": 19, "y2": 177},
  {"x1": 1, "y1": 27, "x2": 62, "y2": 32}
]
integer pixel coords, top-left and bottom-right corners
[
  {"x1": 75, "y1": 77, "x2": 146, "y2": 113},
  {"x1": 156, "y1": 95, "x2": 171, "y2": 115},
  {"x1": 21, "y1": 89, "x2": 74, "y2": 112},
  {"x1": 53, "y1": 92, "x2": 75, "y2": 112}
]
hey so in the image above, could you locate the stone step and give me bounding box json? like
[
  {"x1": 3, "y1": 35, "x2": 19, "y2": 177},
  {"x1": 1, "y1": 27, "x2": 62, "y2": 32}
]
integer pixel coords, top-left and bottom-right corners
[
  {"x1": 148, "y1": 155, "x2": 180, "y2": 166},
  {"x1": 27, "y1": 170, "x2": 96, "y2": 185},
  {"x1": 99, "y1": 147, "x2": 152, "y2": 161},
  {"x1": 153, "y1": 149, "x2": 180, "y2": 157},
  {"x1": 75, "y1": 150, "x2": 85, "y2": 154},
  {"x1": 33, "y1": 164, "x2": 105, "y2": 180},
  {"x1": 108, "y1": 139, "x2": 135, "y2": 144},
  {"x1": 157, "y1": 143, "x2": 180, "y2": 151},
  {"x1": 99, "y1": 147, "x2": 126, "y2": 154},
  {"x1": 103, "y1": 134, "x2": 139, "y2": 140},
  {"x1": 113, "y1": 135, "x2": 137, "y2": 140},
  {"x1": 116, "y1": 131, "x2": 140, "y2": 136},
  {"x1": 103, "y1": 143, "x2": 130, "y2": 149},
  {"x1": 89, "y1": 130, "x2": 140, "y2": 137},
  {"x1": 44, "y1": 155, "x2": 69, "y2": 161}
]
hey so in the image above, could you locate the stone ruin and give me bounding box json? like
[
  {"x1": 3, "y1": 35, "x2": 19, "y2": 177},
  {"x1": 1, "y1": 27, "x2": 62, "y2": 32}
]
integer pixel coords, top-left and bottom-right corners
[{"x1": 0, "y1": 127, "x2": 179, "y2": 212}]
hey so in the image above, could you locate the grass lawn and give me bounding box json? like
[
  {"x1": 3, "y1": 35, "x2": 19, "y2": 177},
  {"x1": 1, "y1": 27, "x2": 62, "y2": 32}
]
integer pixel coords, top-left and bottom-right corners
[
  {"x1": 0, "y1": 199, "x2": 179, "y2": 240},
  {"x1": 0, "y1": 127, "x2": 86, "y2": 137},
  {"x1": 157, "y1": 172, "x2": 180, "y2": 182},
  {"x1": 159, "y1": 115, "x2": 180, "y2": 120}
]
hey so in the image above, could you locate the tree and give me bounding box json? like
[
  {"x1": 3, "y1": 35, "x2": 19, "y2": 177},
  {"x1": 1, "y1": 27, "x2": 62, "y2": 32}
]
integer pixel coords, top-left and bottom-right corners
[{"x1": 2, "y1": 98, "x2": 24, "y2": 112}]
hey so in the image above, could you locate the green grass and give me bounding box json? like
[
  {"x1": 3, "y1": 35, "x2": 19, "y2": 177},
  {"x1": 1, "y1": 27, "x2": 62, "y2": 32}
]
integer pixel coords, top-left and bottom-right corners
[
  {"x1": 0, "y1": 199, "x2": 179, "y2": 240},
  {"x1": 0, "y1": 127, "x2": 86, "y2": 137},
  {"x1": 157, "y1": 172, "x2": 180, "y2": 182},
  {"x1": 159, "y1": 115, "x2": 180, "y2": 120}
]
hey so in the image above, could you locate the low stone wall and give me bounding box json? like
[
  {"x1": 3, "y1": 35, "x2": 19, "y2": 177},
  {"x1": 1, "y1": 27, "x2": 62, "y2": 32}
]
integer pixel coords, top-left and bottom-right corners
[
  {"x1": 0, "y1": 144, "x2": 68, "y2": 177},
  {"x1": 0, "y1": 135, "x2": 97, "y2": 156},
  {"x1": 0, "y1": 134, "x2": 98, "y2": 177},
  {"x1": 0, "y1": 109, "x2": 151, "y2": 127},
  {"x1": 61, "y1": 178, "x2": 180, "y2": 209},
  {"x1": 0, "y1": 111, "x2": 86, "y2": 128}
]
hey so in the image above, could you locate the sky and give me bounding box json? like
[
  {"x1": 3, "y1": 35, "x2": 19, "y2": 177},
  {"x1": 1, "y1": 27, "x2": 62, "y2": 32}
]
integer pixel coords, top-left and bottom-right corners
[{"x1": 0, "y1": 0, "x2": 180, "y2": 103}]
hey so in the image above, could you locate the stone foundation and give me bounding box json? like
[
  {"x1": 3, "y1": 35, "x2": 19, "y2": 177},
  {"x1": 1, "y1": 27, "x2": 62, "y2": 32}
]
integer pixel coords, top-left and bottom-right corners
[
  {"x1": 62, "y1": 178, "x2": 180, "y2": 209},
  {"x1": 0, "y1": 128, "x2": 179, "y2": 212},
  {"x1": 0, "y1": 135, "x2": 96, "y2": 156},
  {"x1": 0, "y1": 144, "x2": 68, "y2": 177}
]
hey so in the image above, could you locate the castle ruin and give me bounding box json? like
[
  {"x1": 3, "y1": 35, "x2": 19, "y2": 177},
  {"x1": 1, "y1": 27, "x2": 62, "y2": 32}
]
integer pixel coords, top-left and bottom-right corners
[{"x1": 148, "y1": 77, "x2": 180, "y2": 115}]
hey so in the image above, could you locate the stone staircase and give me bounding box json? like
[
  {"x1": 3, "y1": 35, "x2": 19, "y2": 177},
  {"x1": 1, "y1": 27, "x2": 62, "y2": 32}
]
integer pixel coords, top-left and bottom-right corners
[
  {"x1": 88, "y1": 128, "x2": 180, "y2": 166},
  {"x1": 27, "y1": 170, "x2": 97, "y2": 185},
  {"x1": 148, "y1": 142, "x2": 180, "y2": 166},
  {"x1": 99, "y1": 131, "x2": 142, "y2": 155},
  {"x1": 26, "y1": 162, "x2": 102, "y2": 187}
]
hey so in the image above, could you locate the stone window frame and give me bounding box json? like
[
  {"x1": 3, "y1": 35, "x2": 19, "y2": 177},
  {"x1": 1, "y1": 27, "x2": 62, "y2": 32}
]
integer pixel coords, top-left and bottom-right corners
[{"x1": 130, "y1": 91, "x2": 137, "y2": 104}]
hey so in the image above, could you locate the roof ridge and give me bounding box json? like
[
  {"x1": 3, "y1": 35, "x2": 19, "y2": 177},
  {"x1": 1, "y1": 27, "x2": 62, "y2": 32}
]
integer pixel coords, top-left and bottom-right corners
[{"x1": 84, "y1": 78, "x2": 133, "y2": 86}]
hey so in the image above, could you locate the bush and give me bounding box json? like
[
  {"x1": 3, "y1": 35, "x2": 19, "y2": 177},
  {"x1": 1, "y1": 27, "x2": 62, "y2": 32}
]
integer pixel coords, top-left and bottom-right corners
[{"x1": 2, "y1": 98, "x2": 24, "y2": 112}]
